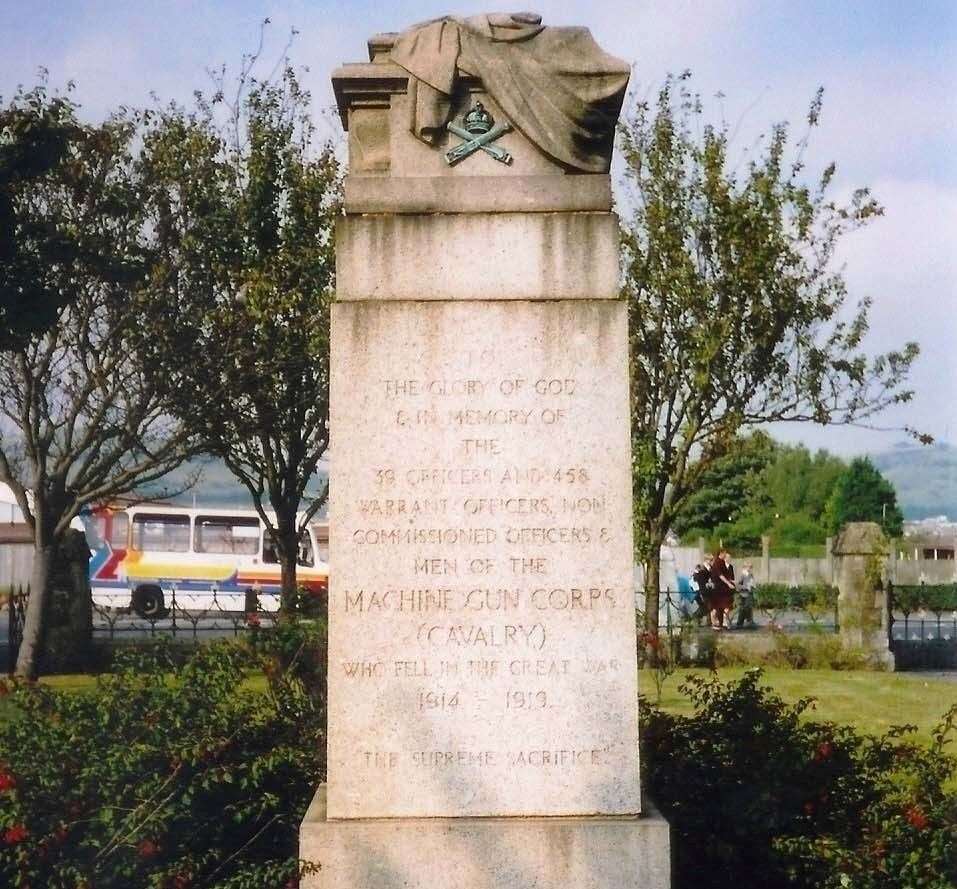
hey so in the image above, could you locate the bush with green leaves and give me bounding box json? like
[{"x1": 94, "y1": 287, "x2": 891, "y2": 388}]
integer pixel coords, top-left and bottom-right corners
[
  {"x1": 753, "y1": 583, "x2": 838, "y2": 615},
  {"x1": 0, "y1": 637, "x2": 324, "y2": 888},
  {"x1": 641, "y1": 670, "x2": 957, "y2": 889},
  {"x1": 714, "y1": 632, "x2": 872, "y2": 671},
  {"x1": 892, "y1": 584, "x2": 957, "y2": 615}
]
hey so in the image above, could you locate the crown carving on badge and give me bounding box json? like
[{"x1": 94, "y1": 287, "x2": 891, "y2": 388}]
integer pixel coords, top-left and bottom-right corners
[{"x1": 463, "y1": 102, "x2": 493, "y2": 135}]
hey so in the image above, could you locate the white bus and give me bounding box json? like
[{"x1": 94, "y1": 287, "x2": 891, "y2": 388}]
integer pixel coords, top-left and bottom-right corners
[{"x1": 82, "y1": 505, "x2": 328, "y2": 618}]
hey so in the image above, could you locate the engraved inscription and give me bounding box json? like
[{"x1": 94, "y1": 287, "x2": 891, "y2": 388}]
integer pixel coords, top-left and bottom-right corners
[{"x1": 328, "y1": 300, "x2": 639, "y2": 818}]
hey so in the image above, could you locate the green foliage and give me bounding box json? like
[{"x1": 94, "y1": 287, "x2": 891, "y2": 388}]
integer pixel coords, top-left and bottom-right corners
[
  {"x1": 756, "y1": 445, "x2": 847, "y2": 523},
  {"x1": 0, "y1": 81, "x2": 195, "y2": 677},
  {"x1": 0, "y1": 640, "x2": 323, "y2": 887},
  {"x1": 768, "y1": 512, "x2": 827, "y2": 546},
  {"x1": 671, "y1": 433, "x2": 775, "y2": 538},
  {"x1": 892, "y1": 584, "x2": 957, "y2": 614},
  {"x1": 135, "y1": 48, "x2": 342, "y2": 605},
  {"x1": 752, "y1": 582, "x2": 838, "y2": 613},
  {"x1": 250, "y1": 602, "x2": 327, "y2": 703},
  {"x1": 714, "y1": 634, "x2": 872, "y2": 671},
  {"x1": 825, "y1": 457, "x2": 904, "y2": 537},
  {"x1": 677, "y1": 438, "x2": 846, "y2": 550},
  {"x1": 622, "y1": 75, "x2": 917, "y2": 631},
  {"x1": 642, "y1": 671, "x2": 957, "y2": 889},
  {"x1": 0, "y1": 82, "x2": 83, "y2": 348}
]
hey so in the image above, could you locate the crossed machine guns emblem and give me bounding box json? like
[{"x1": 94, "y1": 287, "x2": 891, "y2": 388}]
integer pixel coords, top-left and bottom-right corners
[{"x1": 445, "y1": 102, "x2": 513, "y2": 167}]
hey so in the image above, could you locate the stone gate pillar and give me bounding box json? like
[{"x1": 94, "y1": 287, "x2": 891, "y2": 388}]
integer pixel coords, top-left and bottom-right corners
[{"x1": 834, "y1": 522, "x2": 894, "y2": 669}]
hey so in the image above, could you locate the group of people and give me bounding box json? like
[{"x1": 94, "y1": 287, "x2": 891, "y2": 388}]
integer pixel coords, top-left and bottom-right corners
[{"x1": 690, "y1": 549, "x2": 757, "y2": 630}]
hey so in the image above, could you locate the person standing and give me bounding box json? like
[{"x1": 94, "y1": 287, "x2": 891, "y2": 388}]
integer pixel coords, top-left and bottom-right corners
[
  {"x1": 723, "y1": 552, "x2": 736, "y2": 628},
  {"x1": 710, "y1": 548, "x2": 735, "y2": 630},
  {"x1": 735, "y1": 562, "x2": 757, "y2": 629},
  {"x1": 692, "y1": 557, "x2": 713, "y2": 626}
]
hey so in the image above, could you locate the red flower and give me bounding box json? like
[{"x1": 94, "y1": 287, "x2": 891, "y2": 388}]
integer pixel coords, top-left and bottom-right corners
[
  {"x1": 0, "y1": 771, "x2": 16, "y2": 791},
  {"x1": 171, "y1": 873, "x2": 192, "y2": 889},
  {"x1": 905, "y1": 806, "x2": 929, "y2": 830},
  {"x1": 3, "y1": 824, "x2": 28, "y2": 845},
  {"x1": 137, "y1": 838, "x2": 160, "y2": 859},
  {"x1": 814, "y1": 741, "x2": 833, "y2": 763},
  {"x1": 245, "y1": 612, "x2": 261, "y2": 627}
]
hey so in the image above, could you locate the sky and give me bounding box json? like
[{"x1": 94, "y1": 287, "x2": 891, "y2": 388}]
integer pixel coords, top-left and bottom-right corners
[{"x1": 2, "y1": 0, "x2": 956, "y2": 459}]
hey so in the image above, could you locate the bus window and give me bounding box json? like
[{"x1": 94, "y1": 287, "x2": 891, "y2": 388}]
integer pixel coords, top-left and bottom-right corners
[
  {"x1": 263, "y1": 530, "x2": 315, "y2": 567},
  {"x1": 83, "y1": 515, "x2": 106, "y2": 550},
  {"x1": 131, "y1": 513, "x2": 191, "y2": 552},
  {"x1": 194, "y1": 516, "x2": 260, "y2": 555},
  {"x1": 110, "y1": 512, "x2": 129, "y2": 548},
  {"x1": 312, "y1": 526, "x2": 329, "y2": 563},
  {"x1": 298, "y1": 531, "x2": 315, "y2": 568}
]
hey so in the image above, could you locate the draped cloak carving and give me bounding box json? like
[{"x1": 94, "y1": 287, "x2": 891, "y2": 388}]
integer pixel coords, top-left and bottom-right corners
[{"x1": 390, "y1": 13, "x2": 630, "y2": 173}]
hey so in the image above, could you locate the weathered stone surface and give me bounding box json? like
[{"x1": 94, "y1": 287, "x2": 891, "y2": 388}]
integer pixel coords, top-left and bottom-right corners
[
  {"x1": 388, "y1": 16, "x2": 629, "y2": 173},
  {"x1": 301, "y1": 786, "x2": 670, "y2": 889},
  {"x1": 834, "y1": 522, "x2": 894, "y2": 667},
  {"x1": 327, "y1": 298, "x2": 640, "y2": 819},
  {"x1": 333, "y1": 70, "x2": 569, "y2": 178},
  {"x1": 344, "y1": 174, "x2": 612, "y2": 214},
  {"x1": 336, "y1": 212, "x2": 620, "y2": 302},
  {"x1": 833, "y1": 522, "x2": 887, "y2": 556}
]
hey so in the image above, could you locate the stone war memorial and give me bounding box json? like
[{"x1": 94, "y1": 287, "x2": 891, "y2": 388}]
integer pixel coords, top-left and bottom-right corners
[{"x1": 300, "y1": 12, "x2": 671, "y2": 888}]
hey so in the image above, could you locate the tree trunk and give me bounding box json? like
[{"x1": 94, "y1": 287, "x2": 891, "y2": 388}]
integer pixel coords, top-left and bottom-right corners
[
  {"x1": 642, "y1": 544, "x2": 664, "y2": 667},
  {"x1": 279, "y1": 549, "x2": 298, "y2": 613},
  {"x1": 15, "y1": 541, "x2": 55, "y2": 679},
  {"x1": 644, "y1": 551, "x2": 662, "y2": 635},
  {"x1": 276, "y1": 519, "x2": 300, "y2": 614}
]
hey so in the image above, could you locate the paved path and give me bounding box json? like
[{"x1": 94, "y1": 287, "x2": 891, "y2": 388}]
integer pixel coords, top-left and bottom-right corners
[{"x1": 913, "y1": 670, "x2": 957, "y2": 682}]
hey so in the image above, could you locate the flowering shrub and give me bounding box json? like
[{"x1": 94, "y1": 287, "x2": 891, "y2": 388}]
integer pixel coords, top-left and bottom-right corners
[
  {"x1": 0, "y1": 638, "x2": 324, "y2": 888},
  {"x1": 641, "y1": 670, "x2": 957, "y2": 889},
  {"x1": 2, "y1": 635, "x2": 952, "y2": 887}
]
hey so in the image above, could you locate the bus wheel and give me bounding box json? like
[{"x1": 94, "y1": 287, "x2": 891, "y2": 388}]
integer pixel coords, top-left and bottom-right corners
[{"x1": 132, "y1": 585, "x2": 167, "y2": 619}]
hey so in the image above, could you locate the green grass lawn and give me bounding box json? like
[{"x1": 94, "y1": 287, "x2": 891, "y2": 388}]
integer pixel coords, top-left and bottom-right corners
[{"x1": 644, "y1": 667, "x2": 957, "y2": 746}]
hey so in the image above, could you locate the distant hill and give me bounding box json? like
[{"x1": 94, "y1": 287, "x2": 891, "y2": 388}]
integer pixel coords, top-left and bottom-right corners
[
  {"x1": 144, "y1": 443, "x2": 955, "y2": 523},
  {"x1": 871, "y1": 441, "x2": 957, "y2": 520},
  {"x1": 158, "y1": 458, "x2": 328, "y2": 516}
]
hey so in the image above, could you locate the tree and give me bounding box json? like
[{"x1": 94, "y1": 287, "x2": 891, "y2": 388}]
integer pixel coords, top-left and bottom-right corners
[
  {"x1": 756, "y1": 444, "x2": 846, "y2": 524},
  {"x1": 622, "y1": 74, "x2": 919, "y2": 632},
  {"x1": 825, "y1": 456, "x2": 904, "y2": 538},
  {"x1": 675, "y1": 437, "x2": 848, "y2": 551},
  {"x1": 0, "y1": 84, "x2": 84, "y2": 348},
  {"x1": 136, "y1": 56, "x2": 341, "y2": 609},
  {"x1": 0, "y1": 99, "x2": 195, "y2": 678},
  {"x1": 671, "y1": 431, "x2": 775, "y2": 539}
]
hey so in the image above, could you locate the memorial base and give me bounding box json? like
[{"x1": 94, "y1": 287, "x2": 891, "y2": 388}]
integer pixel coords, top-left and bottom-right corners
[{"x1": 300, "y1": 786, "x2": 671, "y2": 889}]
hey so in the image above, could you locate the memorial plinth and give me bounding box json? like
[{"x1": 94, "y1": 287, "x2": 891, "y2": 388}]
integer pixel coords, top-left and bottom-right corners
[{"x1": 301, "y1": 16, "x2": 670, "y2": 888}]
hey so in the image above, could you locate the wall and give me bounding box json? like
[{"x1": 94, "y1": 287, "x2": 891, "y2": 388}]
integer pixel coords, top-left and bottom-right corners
[
  {"x1": 0, "y1": 542, "x2": 32, "y2": 590},
  {"x1": 635, "y1": 539, "x2": 956, "y2": 592}
]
